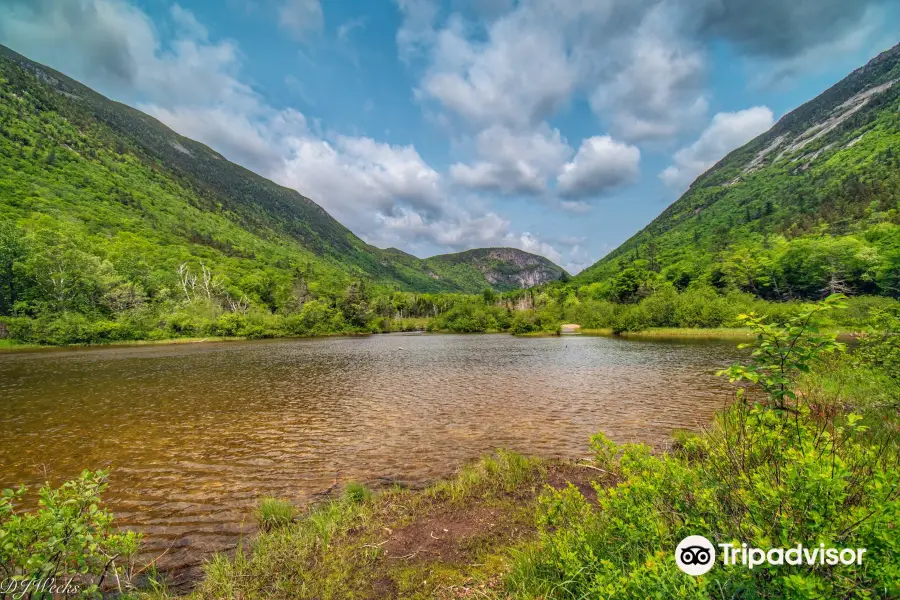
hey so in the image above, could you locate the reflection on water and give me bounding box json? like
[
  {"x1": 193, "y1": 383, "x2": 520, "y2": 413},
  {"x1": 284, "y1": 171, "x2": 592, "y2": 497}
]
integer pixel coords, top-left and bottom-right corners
[{"x1": 0, "y1": 333, "x2": 743, "y2": 576}]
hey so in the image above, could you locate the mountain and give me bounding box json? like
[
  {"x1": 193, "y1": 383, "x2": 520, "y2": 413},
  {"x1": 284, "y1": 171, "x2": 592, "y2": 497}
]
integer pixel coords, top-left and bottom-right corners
[
  {"x1": 576, "y1": 43, "x2": 900, "y2": 300},
  {"x1": 0, "y1": 44, "x2": 563, "y2": 306},
  {"x1": 426, "y1": 248, "x2": 569, "y2": 291}
]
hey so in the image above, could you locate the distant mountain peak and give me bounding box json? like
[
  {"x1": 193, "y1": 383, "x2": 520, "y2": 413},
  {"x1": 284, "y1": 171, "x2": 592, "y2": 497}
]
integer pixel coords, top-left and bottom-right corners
[{"x1": 427, "y1": 247, "x2": 568, "y2": 290}]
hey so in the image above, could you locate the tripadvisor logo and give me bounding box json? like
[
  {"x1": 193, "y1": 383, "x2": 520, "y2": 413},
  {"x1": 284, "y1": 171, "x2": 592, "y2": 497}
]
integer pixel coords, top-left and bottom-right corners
[
  {"x1": 675, "y1": 535, "x2": 868, "y2": 576},
  {"x1": 675, "y1": 535, "x2": 716, "y2": 575}
]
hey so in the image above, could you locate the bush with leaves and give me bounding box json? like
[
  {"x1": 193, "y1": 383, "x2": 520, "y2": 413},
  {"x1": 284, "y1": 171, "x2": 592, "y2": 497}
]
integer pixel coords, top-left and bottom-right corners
[
  {"x1": 0, "y1": 470, "x2": 141, "y2": 599},
  {"x1": 719, "y1": 293, "x2": 847, "y2": 408},
  {"x1": 508, "y1": 297, "x2": 900, "y2": 599},
  {"x1": 857, "y1": 305, "x2": 900, "y2": 392}
]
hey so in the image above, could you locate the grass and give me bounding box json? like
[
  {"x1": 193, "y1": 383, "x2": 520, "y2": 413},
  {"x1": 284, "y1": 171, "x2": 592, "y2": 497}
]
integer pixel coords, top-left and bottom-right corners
[
  {"x1": 0, "y1": 339, "x2": 43, "y2": 351},
  {"x1": 255, "y1": 498, "x2": 297, "y2": 532},
  {"x1": 149, "y1": 452, "x2": 593, "y2": 600},
  {"x1": 576, "y1": 326, "x2": 862, "y2": 340},
  {"x1": 0, "y1": 336, "x2": 248, "y2": 353},
  {"x1": 619, "y1": 327, "x2": 756, "y2": 339},
  {"x1": 512, "y1": 330, "x2": 559, "y2": 337}
]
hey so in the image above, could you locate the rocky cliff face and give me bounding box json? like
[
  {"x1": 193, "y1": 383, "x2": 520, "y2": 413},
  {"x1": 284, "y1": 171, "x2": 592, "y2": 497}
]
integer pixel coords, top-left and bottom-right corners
[{"x1": 426, "y1": 248, "x2": 568, "y2": 291}]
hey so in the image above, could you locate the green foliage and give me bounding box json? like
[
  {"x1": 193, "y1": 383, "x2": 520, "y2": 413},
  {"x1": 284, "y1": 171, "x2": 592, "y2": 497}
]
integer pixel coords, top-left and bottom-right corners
[
  {"x1": 719, "y1": 294, "x2": 847, "y2": 407},
  {"x1": 0, "y1": 470, "x2": 142, "y2": 598},
  {"x1": 342, "y1": 482, "x2": 372, "y2": 505},
  {"x1": 428, "y1": 450, "x2": 544, "y2": 504},
  {"x1": 508, "y1": 311, "x2": 540, "y2": 334},
  {"x1": 426, "y1": 300, "x2": 510, "y2": 333},
  {"x1": 255, "y1": 498, "x2": 297, "y2": 532},
  {"x1": 508, "y1": 299, "x2": 900, "y2": 599},
  {"x1": 195, "y1": 490, "x2": 368, "y2": 599},
  {"x1": 856, "y1": 305, "x2": 900, "y2": 392}
]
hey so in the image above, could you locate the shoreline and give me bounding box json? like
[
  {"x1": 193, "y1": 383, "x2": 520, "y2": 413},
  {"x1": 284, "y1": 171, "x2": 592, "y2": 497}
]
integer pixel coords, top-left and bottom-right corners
[
  {"x1": 0, "y1": 331, "x2": 383, "y2": 354},
  {"x1": 0, "y1": 326, "x2": 863, "y2": 353},
  {"x1": 158, "y1": 452, "x2": 598, "y2": 599}
]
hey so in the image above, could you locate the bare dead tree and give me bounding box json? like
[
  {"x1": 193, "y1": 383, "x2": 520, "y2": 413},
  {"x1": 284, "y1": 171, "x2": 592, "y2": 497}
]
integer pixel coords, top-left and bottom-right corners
[
  {"x1": 197, "y1": 261, "x2": 224, "y2": 303},
  {"x1": 822, "y1": 272, "x2": 853, "y2": 297},
  {"x1": 176, "y1": 263, "x2": 197, "y2": 303},
  {"x1": 227, "y1": 295, "x2": 250, "y2": 314}
]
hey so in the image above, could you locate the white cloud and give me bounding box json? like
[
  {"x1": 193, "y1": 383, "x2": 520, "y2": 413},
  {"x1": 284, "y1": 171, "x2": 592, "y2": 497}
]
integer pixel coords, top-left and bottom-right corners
[
  {"x1": 420, "y1": 9, "x2": 576, "y2": 129},
  {"x1": 170, "y1": 4, "x2": 209, "y2": 41},
  {"x1": 660, "y1": 106, "x2": 774, "y2": 189},
  {"x1": 559, "y1": 200, "x2": 591, "y2": 214},
  {"x1": 395, "y1": 0, "x2": 440, "y2": 62},
  {"x1": 588, "y1": 4, "x2": 708, "y2": 143},
  {"x1": 398, "y1": 0, "x2": 889, "y2": 148},
  {"x1": 278, "y1": 0, "x2": 324, "y2": 40},
  {"x1": 402, "y1": 0, "x2": 706, "y2": 142},
  {"x1": 557, "y1": 136, "x2": 641, "y2": 199},
  {"x1": 337, "y1": 17, "x2": 366, "y2": 42},
  {"x1": 450, "y1": 125, "x2": 572, "y2": 195}
]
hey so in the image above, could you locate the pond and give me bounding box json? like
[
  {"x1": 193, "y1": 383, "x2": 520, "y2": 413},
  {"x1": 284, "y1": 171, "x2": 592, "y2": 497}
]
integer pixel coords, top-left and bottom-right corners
[{"x1": 0, "y1": 333, "x2": 744, "y2": 580}]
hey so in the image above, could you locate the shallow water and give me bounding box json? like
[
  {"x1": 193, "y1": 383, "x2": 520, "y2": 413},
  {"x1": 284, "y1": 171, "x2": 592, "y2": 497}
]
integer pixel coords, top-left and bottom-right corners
[{"x1": 0, "y1": 333, "x2": 743, "y2": 576}]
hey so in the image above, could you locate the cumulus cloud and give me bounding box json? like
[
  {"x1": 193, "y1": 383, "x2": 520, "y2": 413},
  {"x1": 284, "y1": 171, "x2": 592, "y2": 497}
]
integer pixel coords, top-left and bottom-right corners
[
  {"x1": 450, "y1": 125, "x2": 572, "y2": 195},
  {"x1": 399, "y1": 0, "x2": 699, "y2": 139},
  {"x1": 278, "y1": 0, "x2": 323, "y2": 40},
  {"x1": 276, "y1": 135, "x2": 445, "y2": 222},
  {"x1": 397, "y1": 0, "x2": 893, "y2": 144},
  {"x1": 557, "y1": 136, "x2": 641, "y2": 199},
  {"x1": 660, "y1": 106, "x2": 774, "y2": 189},
  {"x1": 0, "y1": 0, "x2": 253, "y2": 110},
  {"x1": 744, "y1": 5, "x2": 887, "y2": 85},
  {"x1": 588, "y1": 4, "x2": 708, "y2": 142},
  {"x1": 420, "y1": 10, "x2": 576, "y2": 129}
]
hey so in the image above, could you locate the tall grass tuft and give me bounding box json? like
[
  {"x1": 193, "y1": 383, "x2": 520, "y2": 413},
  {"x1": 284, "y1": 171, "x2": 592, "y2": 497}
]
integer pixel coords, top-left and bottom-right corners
[
  {"x1": 255, "y1": 497, "x2": 297, "y2": 531},
  {"x1": 343, "y1": 481, "x2": 372, "y2": 504},
  {"x1": 428, "y1": 449, "x2": 543, "y2": 503}
]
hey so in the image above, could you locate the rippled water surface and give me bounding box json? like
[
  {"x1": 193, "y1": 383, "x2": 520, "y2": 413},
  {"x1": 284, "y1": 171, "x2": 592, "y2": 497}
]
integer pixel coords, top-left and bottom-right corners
[{"x1": 0, "y1": 333, "x2": 742, "y2": 576}]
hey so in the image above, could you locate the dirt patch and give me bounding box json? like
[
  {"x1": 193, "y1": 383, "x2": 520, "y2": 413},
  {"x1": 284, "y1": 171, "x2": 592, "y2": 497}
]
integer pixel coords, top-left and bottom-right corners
[
  {"x1": 381, "y1": 461, "x2": 598, "y2": 565},
  {"x1": 545, "y1": 462, "x2": 603, "y2": 502},
  {"x1": 382, "y1": 506, "x2": 518, "y2": 562}
]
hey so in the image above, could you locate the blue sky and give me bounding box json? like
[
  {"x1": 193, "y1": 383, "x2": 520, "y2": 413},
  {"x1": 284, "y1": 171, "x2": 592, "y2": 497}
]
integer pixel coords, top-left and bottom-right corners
[{"x1": 2, "y1": 0, "x2": 898, "y2": 273}]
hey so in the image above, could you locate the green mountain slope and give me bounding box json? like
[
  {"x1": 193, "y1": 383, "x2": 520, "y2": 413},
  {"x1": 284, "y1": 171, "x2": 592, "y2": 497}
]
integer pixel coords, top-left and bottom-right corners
[
  {"x1": 577, "y1": 43, "x2": 900, "y2": 301},
  {"x1": 0, "y1": 43, "x2": 563, "y2": 321}
]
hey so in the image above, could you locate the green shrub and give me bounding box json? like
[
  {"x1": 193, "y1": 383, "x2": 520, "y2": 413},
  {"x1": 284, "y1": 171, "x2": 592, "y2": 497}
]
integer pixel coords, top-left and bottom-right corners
[
  {"x1": 509, "y1": 311, "x2": 540, "y2": 334},
  {"x1": 509, "y1": 298, "x2": 900, "y2": 599},
  {"x1": 0, "y1": 470, "x2": 142, "y2": 597}
]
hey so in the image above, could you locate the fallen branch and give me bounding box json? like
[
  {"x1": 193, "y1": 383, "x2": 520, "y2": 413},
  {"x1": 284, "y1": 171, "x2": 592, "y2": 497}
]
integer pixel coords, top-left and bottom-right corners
[{"x1": 575, "y1": 462, "x2": 613, "y2": 475}]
